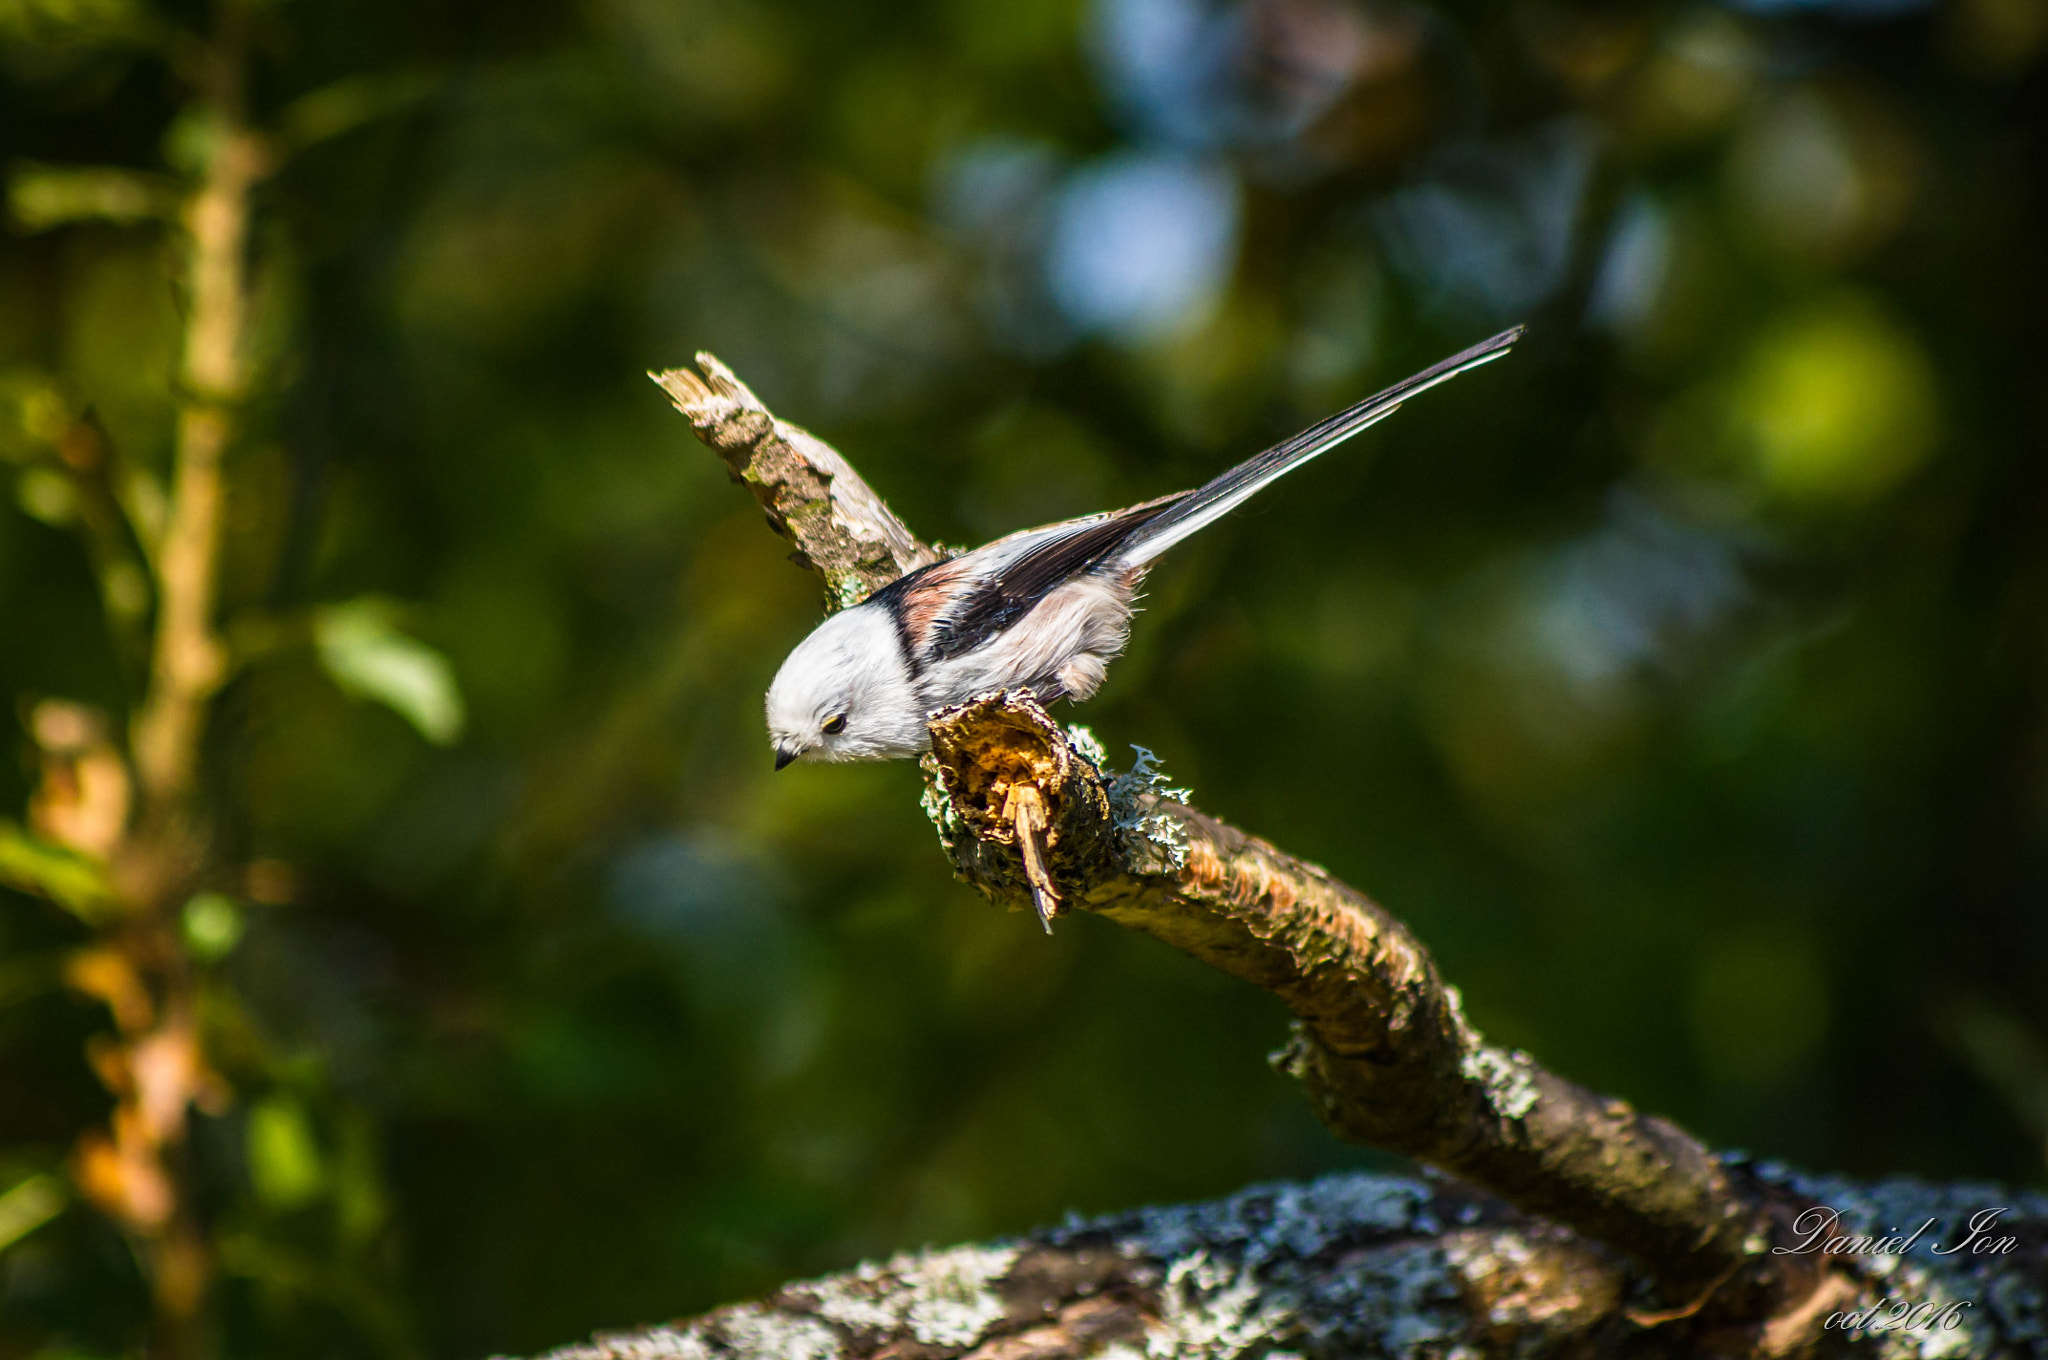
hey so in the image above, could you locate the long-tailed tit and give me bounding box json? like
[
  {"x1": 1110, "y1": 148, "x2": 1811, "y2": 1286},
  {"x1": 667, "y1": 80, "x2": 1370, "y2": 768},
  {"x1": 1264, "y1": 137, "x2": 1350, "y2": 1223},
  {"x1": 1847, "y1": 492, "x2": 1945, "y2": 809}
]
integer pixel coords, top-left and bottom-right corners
[{"x1": 766, "y1": 326, "x2": 1524, "y2": 767}]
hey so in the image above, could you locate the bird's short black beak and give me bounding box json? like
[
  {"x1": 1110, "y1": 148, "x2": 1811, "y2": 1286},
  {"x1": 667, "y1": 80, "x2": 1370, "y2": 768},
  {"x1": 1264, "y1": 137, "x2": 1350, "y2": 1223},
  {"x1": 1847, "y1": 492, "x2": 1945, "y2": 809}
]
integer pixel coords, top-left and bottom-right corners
[{"x1": 774, "y1": 746, "x2": 799, "y2": 771}]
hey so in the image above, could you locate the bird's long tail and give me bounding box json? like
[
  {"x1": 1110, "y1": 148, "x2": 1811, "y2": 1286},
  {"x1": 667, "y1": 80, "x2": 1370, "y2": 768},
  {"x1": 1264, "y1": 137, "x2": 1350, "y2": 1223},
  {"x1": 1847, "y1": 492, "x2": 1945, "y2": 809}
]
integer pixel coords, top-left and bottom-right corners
[{"x1": 1119, "y1": 325, "x2": 1525, "y2": 567}]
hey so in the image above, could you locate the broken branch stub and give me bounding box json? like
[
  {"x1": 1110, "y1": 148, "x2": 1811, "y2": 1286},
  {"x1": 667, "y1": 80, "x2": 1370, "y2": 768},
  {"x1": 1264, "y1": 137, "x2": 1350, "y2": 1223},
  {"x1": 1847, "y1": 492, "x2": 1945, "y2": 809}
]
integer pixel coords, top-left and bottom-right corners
[{"x1": 925, "y1": 695, "x2": 1119, "y2": 930}]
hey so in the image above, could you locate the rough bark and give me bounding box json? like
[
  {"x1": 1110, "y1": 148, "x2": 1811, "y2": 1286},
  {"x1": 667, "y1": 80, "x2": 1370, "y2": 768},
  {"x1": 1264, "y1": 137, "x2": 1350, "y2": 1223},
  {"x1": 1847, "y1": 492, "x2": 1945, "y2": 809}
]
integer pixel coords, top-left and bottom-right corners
[
  {"x1": 649, "y1": 356, "x2": 943, "y2": 610},
  {"x1": 609, "y1": 354, "x2": 2048, "y2": 1359},
  {"x1": 530, "y1": 1167, "x2": 2048, "y2": 1360}
]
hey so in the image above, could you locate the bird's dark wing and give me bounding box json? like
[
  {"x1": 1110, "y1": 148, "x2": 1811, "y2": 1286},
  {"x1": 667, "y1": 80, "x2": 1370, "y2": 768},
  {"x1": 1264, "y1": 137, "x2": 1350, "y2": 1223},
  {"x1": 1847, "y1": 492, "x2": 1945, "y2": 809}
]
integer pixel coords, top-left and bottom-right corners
[
  {"x1": 865, "y1": 554, "x2": 980, "y2": 662},
  {"x1": 921, "y1": 495, "x2": 1187, "y2": 663}
]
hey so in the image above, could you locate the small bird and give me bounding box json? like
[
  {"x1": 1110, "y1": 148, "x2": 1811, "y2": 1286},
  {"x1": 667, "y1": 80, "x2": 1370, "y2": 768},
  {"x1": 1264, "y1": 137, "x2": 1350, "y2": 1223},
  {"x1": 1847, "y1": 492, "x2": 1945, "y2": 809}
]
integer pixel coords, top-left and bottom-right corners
[{"x1": 766, "y1": 326, "x2": 1524, "y2": 767}]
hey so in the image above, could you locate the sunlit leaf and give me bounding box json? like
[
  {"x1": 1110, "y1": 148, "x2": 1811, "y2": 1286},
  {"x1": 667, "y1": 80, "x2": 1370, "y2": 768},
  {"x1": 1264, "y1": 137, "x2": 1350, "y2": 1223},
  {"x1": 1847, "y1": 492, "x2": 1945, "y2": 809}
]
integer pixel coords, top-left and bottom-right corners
[
  {"x1": 0, "y1": 370, "x2": 76, "y2": 463},
  {"x1": 6, "y1": 162, "x2": 175, "y2": 232},
  {"x1": 247, "y1": 1096, "x2": 325, "y2": 1211},
  {"x1": 313, "y1": 598, "x2": 466, "y2": 745},
  {"x1": 0, "y1": 820, "x2": 115, "y2": 922},
  {"x1": 181, "y1": 891, "x2": 244, "y2": 961},
  {"x1": 0, "y1": 1173, "x2": 66, "y2": 1254},
  {"x1": 1733, "y1": 292, "x2": 1939, "y2": 506},
  {"x1": 14, "y1": 465, "x2": 76, "y2": 523}
]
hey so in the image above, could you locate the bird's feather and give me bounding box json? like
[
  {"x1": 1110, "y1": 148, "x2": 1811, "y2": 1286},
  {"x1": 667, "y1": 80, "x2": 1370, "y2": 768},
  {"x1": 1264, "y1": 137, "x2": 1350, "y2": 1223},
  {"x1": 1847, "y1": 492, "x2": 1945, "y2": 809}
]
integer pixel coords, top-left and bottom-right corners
[
  {"x1": 1119, "y1": 324, "x2": 1524, "y2": 565},
  {"x1": 843, "y1": 327, "x2": 1524, "y2": 714},
  {"x1": 917, "y1": 497, "x2": 1185, "y2": 662}
]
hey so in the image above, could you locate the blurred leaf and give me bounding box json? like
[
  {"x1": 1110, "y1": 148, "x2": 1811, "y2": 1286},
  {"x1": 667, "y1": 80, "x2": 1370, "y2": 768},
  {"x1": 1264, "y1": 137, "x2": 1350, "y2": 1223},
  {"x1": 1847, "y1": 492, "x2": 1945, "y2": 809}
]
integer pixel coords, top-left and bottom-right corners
[
  {"x1": 15, "y1": 465, "x2": 76, "y2": 523},
  {"x1": 277, "y1": 71, "x2": 440, "y2": 153},
  {"x1": 6, "y1": 162, "x2": 175, "y2": 231},
  {"x1": 247, "y1": 1096, "x2": 325, "y2": 1211},
  {"x1": 313, "y1": 598, "x2": 467, "y2": 746},
  {"x1": 0, "y1": 1172, "x2": 66, "y2": 1254},
  {"x1": 1733, "y1": 293, "x2": 1939, "y2": 506},
  {"x1": 0, "y1": 370, "x2": 77, "y2": 462},
  {"x1": 181, "y1": 891, "x2": 244, "y2": 961},
  {"x1": 160, "y1": 108, "x2": 223, "y2": 177},
  {"x1": 1940, "y1": 998, "x2": 2048, "y2": 1152},
  {"x1": 0, "y1": 820, "x2": 116, "y2": 922},
  {"x1": 334, "y1": 1112, "x2": 389, "y2": 1249},
  {"x1": 0, "y1": 0, "x2": 152, "y2": 45},
  {"x1": 1737, "y1": 88, "x2": 1919, "y2": 268},
  {"x1": 0, "y1": 951, "x2": 65, "y2": 1008},
  {"x1": 1690, "y1": 927, "x2": 1830, "y2": 1088}
]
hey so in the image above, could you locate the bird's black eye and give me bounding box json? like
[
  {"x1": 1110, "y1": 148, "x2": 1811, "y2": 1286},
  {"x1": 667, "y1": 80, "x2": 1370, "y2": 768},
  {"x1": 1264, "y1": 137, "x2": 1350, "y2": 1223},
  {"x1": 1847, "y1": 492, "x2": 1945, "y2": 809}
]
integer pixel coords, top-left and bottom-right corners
[{"x1": 821, "y1": 713, "x2": 847, "y2": 735}]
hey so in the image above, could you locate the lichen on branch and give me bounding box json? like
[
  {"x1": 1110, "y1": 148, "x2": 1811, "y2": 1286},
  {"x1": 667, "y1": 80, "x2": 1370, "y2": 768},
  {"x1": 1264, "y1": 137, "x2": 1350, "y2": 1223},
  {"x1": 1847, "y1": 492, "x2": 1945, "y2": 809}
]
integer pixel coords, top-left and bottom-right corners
[
  {"x1": 650, "y1": 355, "x2": 942, "y2": 610},
  {"x1": 531, "y1": 1165, "x2": 2048, "y2": 1360}
]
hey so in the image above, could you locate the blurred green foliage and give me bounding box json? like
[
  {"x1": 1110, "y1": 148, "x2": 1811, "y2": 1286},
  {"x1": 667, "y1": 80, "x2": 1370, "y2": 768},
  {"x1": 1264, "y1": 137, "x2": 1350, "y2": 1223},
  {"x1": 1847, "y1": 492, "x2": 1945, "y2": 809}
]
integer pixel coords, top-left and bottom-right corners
[{"x1": 3, "y1": 0, "x2": 2047, "y2": 1355}]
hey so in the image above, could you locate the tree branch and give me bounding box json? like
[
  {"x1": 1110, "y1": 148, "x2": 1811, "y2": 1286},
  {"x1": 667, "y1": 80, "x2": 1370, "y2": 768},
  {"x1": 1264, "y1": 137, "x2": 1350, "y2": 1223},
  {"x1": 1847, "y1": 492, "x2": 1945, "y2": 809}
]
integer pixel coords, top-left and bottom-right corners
[
  {"x1": 649, "y1": 356, "x2": 942, "y2": 610},
  {"x1": 921, "y1": 695, "x2": 1817, "y2": 1328},
  {"x1": 128, "y1": 26, "x2": 269, "y2": 812},
  {"x1": 646, "y1": 354, "x2": 2006, "y2": 1351},
  {"x1": 81, "y1": 8, "x2": 269, "y2": 1354}
]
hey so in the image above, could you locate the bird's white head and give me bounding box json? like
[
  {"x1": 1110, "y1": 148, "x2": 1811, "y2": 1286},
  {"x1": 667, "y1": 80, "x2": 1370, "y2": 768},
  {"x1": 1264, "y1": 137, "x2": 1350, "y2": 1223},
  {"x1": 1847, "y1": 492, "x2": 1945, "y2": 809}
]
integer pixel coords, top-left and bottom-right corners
[{"x1": 764, "y1": 604, "x2": 929, "y2": 767}]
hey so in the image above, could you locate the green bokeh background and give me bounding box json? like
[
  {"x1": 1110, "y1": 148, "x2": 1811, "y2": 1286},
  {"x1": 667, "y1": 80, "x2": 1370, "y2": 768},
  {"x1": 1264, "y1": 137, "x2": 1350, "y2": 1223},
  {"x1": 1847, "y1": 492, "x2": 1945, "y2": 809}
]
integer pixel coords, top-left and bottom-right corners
[{"x1": 3, "y1": 0, "x2": 2047, "y2": 1354}]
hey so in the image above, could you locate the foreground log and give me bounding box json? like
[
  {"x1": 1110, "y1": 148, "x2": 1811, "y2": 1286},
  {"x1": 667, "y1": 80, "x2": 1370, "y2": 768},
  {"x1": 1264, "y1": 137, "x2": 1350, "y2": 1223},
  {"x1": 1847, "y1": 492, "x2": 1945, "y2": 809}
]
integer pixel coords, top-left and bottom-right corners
[
  {"x1": 627, "y1": 354, "x2": 2047, "y2": 1358},
  {"x1": 534, "y1": 1167, "x2": 2048, "y2": 1360}
]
